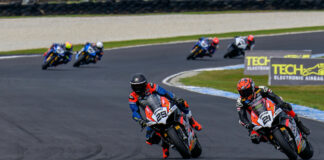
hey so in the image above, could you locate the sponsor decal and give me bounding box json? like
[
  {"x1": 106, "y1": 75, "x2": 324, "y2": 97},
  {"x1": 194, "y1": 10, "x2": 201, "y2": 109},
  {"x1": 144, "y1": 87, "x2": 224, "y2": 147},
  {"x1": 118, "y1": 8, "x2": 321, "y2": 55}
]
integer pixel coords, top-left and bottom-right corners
[
  {"x1": 244, "y1": 50, "x2": 312, "y2": 75},
  {"x1": 269, "y1": 58, "x2": 324, "y2": 85}
]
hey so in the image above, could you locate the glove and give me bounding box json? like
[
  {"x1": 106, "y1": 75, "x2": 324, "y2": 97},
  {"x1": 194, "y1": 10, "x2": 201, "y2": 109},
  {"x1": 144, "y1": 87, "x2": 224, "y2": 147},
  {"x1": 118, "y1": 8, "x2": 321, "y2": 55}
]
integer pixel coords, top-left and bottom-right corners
[
  {"x1": 138, "y1": 119, "x2": 147, "y2": 128},
  {"x1": 280, "y1": 102, "x2": 292, "y2": 110},
  {"x1": 246, "y1": 123, "x2": 255, "y2": 130},
  {"x1": 173, "y1": 98, "x2": 185, "y2": 106}
]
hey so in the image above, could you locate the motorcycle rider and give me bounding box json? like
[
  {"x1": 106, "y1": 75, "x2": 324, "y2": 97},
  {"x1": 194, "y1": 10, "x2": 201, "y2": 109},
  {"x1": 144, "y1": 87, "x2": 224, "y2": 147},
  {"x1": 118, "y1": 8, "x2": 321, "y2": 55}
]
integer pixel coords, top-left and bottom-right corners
[
  {"x1": 80, "y1": 41, "x2": 104, "y2": 63},
  {"x1": 197, "y1": 37, "x2": 219, "y2": 57},
  {"x1": 43, "y1": 41, "x2": 73, "y2": 65},
  {"x1": 236, "y1": 78, "x2": 310, "y2": 144},
  {"x1": 226, "y1": 35, "x2": 255, "y2": 57},
  {"x1": 129, "y1": 73, "x2": 202, "y2": 159}
]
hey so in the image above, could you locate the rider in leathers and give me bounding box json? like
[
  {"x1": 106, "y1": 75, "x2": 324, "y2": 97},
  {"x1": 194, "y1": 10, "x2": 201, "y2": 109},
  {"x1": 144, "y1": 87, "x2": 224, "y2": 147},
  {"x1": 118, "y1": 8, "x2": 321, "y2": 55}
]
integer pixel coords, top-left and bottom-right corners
[
  {"x1": 197, "y1": 37, "x2": 219, "y2": 57},
  {"x1": 43, "y1": 42, "x2": 73, "y2": 65},
  {"x1": 129, "y1": 73, "x2": 202, "y2": 159},
  {"x1": 236, "y1": 78, "x2": 310, "y2": 144},
  {"x1": 233, "y1": 35, "x2": 255, "y2": 55}
]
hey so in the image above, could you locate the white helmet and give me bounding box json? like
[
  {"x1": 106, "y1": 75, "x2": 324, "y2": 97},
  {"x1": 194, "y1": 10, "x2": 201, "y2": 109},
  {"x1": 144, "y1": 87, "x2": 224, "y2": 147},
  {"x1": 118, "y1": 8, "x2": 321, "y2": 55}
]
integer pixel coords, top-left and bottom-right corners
[{"x1": 96, "y1": 41, "x2": 103, "y2": 49}]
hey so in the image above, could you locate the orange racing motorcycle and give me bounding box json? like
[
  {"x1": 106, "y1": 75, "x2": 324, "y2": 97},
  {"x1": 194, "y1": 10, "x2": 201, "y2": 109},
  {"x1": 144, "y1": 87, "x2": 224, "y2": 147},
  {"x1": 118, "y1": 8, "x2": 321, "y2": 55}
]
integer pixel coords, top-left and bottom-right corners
[
  {"x1": 250, "y1": 98, "x2": 313, "y2": 160},
  {"x1": 139, "y1": 94, "x2": 202, "y2": 159}
]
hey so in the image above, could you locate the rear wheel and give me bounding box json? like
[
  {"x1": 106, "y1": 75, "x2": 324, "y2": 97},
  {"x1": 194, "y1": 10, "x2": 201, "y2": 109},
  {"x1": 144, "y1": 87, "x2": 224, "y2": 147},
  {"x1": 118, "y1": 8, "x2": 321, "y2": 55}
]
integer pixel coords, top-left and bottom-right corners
[
  {"x1": 273, "y1": 127, "x2": 298, "y2": 160},
  {"x1": 191, "y1": 138, "x2": 202, "y2": 158},
  {"x1": 299, "y1": 139, "x2": 314, "y2": 160},
  {"x1": 73, "y1": 53, "x2": 85, "y2": 67},
  {"x1": 167, "y1": 126, "x2": 190, "y2": 159}
]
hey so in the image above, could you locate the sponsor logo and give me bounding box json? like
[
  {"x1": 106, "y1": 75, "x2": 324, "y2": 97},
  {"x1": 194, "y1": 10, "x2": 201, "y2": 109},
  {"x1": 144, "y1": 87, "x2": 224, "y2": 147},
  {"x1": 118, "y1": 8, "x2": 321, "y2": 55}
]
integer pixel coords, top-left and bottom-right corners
[
  {"x1": 284, "y1": 54, "x2": 311, "y2": 58},
  {"x1": 272, "y1": 63, "x2": 324, "y2": 76}
]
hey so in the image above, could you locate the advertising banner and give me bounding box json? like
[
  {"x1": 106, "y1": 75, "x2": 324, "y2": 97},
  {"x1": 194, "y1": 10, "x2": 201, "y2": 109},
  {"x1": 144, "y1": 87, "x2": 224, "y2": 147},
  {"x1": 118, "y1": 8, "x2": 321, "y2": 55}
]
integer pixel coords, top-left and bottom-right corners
[
  {"x1": 269, "y1": 58, "x2": 324, "y2": 85},
  {"x1": 244, "y1": 50, "x2": 311, "y2": 75}
]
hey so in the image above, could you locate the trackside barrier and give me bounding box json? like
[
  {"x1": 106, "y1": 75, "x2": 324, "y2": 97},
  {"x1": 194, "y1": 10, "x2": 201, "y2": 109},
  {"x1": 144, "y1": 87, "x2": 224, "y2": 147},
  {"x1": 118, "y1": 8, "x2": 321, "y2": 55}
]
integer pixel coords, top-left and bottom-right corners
[
  {"x1": 244, "y1": 50, "x2": 311, "y2": 75},
  {"x1": 269, "y1": 57, "x2": 324, "y2": 85},
  {"x1": 2, "y1": 0, "x2": 324, "y2": 16}
]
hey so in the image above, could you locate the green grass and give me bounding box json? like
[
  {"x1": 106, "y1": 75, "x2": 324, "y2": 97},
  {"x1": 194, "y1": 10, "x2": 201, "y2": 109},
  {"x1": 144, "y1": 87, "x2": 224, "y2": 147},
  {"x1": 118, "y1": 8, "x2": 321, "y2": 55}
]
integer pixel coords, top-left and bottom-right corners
[
  {"x1": 2, "y1": 25, "x2": 324, "y2": 55},
  {"x1": 180, "y1": 69, "x2": 324, "y2": 110}
]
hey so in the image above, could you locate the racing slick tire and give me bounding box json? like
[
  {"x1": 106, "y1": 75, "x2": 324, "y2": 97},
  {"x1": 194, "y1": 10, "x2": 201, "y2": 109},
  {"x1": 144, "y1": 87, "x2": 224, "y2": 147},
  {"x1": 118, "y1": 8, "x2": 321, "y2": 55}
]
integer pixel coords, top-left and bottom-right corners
[
  {"x1": 299, "y1": 140, "x2": 314, "y2": 160},
  {"x1": 42, "y1": 55, "x2": 55, "y2": 70},
  {"x1": 191, "y1": 137, "x2": 202, "y2": 158},
  {"x1": 273, "y1": 127, "x2": 298, "y2": 160},
  {"x1": 167, "y1": 127, "x2": 191, "y2": 159},
  {"x1": 73, "y1": 54, "x2": 85, "y2": 67}
]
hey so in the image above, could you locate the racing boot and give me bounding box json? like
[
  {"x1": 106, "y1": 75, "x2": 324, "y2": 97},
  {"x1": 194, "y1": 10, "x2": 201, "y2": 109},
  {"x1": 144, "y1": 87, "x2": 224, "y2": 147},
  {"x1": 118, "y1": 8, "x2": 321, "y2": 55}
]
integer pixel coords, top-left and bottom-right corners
[
  {"x1": 162, "y1": 142, "x2": 169, "y2": 159},
  {"x1": 250, "y1": 130, "x2": 261, "y2": 144},
  {"x1": 187, "y1": 111, "x2": 202, "y2": 131},
  {"x1": 294, "y1": 114, "x2": 310, "y2": 135}
]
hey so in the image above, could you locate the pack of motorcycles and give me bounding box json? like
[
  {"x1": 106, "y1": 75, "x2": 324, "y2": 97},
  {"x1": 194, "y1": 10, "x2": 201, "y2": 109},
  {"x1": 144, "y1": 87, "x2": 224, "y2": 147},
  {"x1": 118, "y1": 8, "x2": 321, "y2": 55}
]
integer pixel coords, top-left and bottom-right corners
[{"x1": 41, "y1": 38, "x2": 314, "y2": 160}]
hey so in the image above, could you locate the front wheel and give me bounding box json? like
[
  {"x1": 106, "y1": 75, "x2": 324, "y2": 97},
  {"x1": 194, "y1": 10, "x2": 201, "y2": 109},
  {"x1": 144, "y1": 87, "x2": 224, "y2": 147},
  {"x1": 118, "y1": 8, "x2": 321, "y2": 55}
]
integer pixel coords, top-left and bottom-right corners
[
  {"x1": 191, "y1": 137, "x2": 202, "y2": 158},
  {"x1": 42, "y1": 55, "x2": 55, "y2": 70},
  {"x1": 73, "y1": 53, "x2": 85, "y2": 67},
  {"x1": 187, "y1": 47, "x2": 199, "y2": 60},
  {"x1": 299, "y1": 139, "x2": 314, "y2": 160},
  {"x1": 167, "y1": 126, "x2": 191, "y2": 159},
  {"x1": 273, "y1": 127, "x2": 298, "y2": 160}
]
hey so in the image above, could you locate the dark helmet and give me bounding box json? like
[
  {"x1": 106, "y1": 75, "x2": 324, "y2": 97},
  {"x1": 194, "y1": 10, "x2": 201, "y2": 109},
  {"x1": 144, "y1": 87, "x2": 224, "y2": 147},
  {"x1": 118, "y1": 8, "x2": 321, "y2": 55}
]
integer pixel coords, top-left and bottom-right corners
[
  {"x1": 237, "y1": 78, "x2": 255, "y2": 100},
  {"x1": 130, "y1": 73, "x2": 147, "y2": 95}
]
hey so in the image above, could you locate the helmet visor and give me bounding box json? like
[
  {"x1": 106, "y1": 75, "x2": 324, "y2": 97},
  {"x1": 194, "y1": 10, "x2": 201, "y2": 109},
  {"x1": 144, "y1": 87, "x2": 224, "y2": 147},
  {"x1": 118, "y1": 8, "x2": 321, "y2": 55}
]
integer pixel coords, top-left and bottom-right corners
[
  {"x1": 131, "y1": 83, "x2": 146, "y2": 94},
  {"x1": 239, "y1": 87, "x2": 254, "y2": 98}
]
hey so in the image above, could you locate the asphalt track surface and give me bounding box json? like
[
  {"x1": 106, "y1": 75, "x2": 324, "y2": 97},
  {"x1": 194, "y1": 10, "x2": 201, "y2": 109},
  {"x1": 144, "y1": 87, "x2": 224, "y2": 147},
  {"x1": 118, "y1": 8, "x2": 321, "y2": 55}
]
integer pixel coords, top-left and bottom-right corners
[{"x1": 0, "y1": 32, "x2": 324, "y2": 160}]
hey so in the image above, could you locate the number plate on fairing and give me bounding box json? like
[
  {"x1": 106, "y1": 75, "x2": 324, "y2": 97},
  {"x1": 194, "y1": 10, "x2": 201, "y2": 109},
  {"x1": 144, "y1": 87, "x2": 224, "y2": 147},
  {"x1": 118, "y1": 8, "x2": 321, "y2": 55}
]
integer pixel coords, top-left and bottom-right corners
[
  {"x1": 257, "y1": 111, "x2": 273, "y2": 128},
  {"x1": 152, "y1": 108, "x2": 168, "y2": 124}
]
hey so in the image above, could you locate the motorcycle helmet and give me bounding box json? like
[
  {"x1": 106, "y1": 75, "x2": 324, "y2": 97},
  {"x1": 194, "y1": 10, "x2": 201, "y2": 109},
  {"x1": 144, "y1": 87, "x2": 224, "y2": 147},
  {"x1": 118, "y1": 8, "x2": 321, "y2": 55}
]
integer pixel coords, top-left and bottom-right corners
[
  {"x1": 65, "y1": 41, "x2": 73, "y2": 51},
  {"x1": 212, "y1": 37, "x2": 219, "y2": 46},
  {"x1": 130, "y1": 73, "x2": 147, "y2": 95},
  {"x1": 237, "y1": 78, "x2": 255, "y2": 100},
  {"x1": 247, "y1": 35, "x2": 255, "y2": 45},
  {"x1": 96, "y1": 41, "x2": 103, "y2": 49}
]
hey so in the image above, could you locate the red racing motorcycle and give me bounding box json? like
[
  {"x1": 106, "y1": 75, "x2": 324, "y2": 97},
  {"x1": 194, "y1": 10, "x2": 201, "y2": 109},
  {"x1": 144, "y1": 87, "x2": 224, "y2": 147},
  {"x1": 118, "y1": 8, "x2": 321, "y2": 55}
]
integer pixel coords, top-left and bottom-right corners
[
  {"x1": 139, "y1": 94, "x2": 202, "y2": 159},
  {"x1": 250, "y1": 98, "x2": 313, "y2": 160}
]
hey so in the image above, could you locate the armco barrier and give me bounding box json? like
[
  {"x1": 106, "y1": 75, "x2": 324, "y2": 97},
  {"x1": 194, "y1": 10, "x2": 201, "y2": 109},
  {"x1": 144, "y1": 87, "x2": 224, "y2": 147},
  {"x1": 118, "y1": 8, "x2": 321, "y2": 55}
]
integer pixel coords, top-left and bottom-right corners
[{"x1": 2, "y1": 0, "x2": 324, "y2": 16}]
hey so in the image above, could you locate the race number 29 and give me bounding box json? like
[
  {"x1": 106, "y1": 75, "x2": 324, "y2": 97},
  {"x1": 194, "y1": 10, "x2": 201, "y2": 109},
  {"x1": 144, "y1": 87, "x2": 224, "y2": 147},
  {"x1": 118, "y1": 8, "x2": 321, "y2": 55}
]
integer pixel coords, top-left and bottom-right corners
[{"x1": 156, "y1": 111, "x2": 167, "y2": 121}]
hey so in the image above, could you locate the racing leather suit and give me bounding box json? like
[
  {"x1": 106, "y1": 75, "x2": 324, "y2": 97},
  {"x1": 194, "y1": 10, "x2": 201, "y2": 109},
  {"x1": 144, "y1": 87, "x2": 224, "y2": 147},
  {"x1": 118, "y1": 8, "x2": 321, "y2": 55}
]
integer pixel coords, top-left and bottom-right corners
[
  {"x1": 197, "y1": 37, "x2": 217, "y2": 56},
  {"x1": 234, "y1": 36, "x2": 254, "y2": 55},
  {"x1": 236, "y1": 86, "x2": 309, "y2": 143},
  {"x1": 43, "y1": 43, "x2": 72, "y2": 64},
  {"x1": 128, "y1": 83, "x2": 196, "y2": 150}
]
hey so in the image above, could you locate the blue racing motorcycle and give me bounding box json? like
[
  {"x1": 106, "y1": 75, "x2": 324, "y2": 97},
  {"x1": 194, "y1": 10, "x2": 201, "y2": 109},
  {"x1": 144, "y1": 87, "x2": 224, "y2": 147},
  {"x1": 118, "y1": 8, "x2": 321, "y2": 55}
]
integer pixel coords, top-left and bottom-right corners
[
  {"x1": 73, "y1": 43, "x2": 97, "y2": 67},
  {"x1": 42, "y1": 44, "x2": 66, "y2": 70},
  {"x1": 187, "y1": 38, "x2": 210, "y2": 60}
]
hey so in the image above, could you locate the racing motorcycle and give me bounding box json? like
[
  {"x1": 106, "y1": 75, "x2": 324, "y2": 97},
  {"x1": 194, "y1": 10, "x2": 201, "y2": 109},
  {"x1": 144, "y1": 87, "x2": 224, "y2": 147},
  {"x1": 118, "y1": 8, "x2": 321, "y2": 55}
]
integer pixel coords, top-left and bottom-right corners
[
  {"x1": 139, "y1": 94, "x2": 202, "y2": 158},
  {"x1": 73, "y1": 43, "x2": 97, "y2": 67},
  {"x1": 187, "y1": 38, "x2": 211, "y2": 60},
  {"x1": 42, "y1": 45, "x2": 66, "y2": 70},
  {"x1": 223, "y1": 37, "x2": 248, "y2": 58},
  {"x1": 250, "y1": 98, "x2": 313, "y2": 160}
]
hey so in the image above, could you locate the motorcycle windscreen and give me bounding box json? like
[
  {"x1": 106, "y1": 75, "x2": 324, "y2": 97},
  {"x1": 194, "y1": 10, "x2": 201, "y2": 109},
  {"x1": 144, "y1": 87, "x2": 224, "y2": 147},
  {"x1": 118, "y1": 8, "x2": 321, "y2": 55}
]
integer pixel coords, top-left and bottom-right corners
[
  {"x1": 145, "y1": 94, "x2": 169, "y2": 124},
  {"x1": 252, "y1": 100, "x2": 274, "y2": 128}
]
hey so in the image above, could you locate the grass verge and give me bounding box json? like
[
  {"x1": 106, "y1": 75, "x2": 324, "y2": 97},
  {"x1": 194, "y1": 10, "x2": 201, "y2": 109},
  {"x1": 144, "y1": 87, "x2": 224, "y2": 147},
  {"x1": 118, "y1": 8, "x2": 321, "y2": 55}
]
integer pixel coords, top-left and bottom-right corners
[
  {"x1": 180, "y1": 69, "x2": 324, "y2": 110},
  {"x1": 2, "y1": 25, "x2": 324, "y2": 56}
]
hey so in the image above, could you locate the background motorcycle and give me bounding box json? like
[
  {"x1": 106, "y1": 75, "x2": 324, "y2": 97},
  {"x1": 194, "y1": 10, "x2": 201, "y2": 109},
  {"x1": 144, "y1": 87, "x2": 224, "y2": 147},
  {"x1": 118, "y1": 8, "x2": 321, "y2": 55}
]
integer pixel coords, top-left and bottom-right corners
[
  {"x1": 139, "y1": 94, "x2": 202, "y2": 159},
  {"x1": 187, "y1": 38, "x2": 210, "y2": 60},
  {"x1": 223, "y1": 37, "x2": 247, "y2": 58},
  {"x1": 73, "y1": 44, "x2": 97, "y2": 67},
  {"x1": 42, "y1": 45, "x2": 65, "y2": 70},
  {"x1": 251, "y1": 98, "x2": 313, "y2": 160}
]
